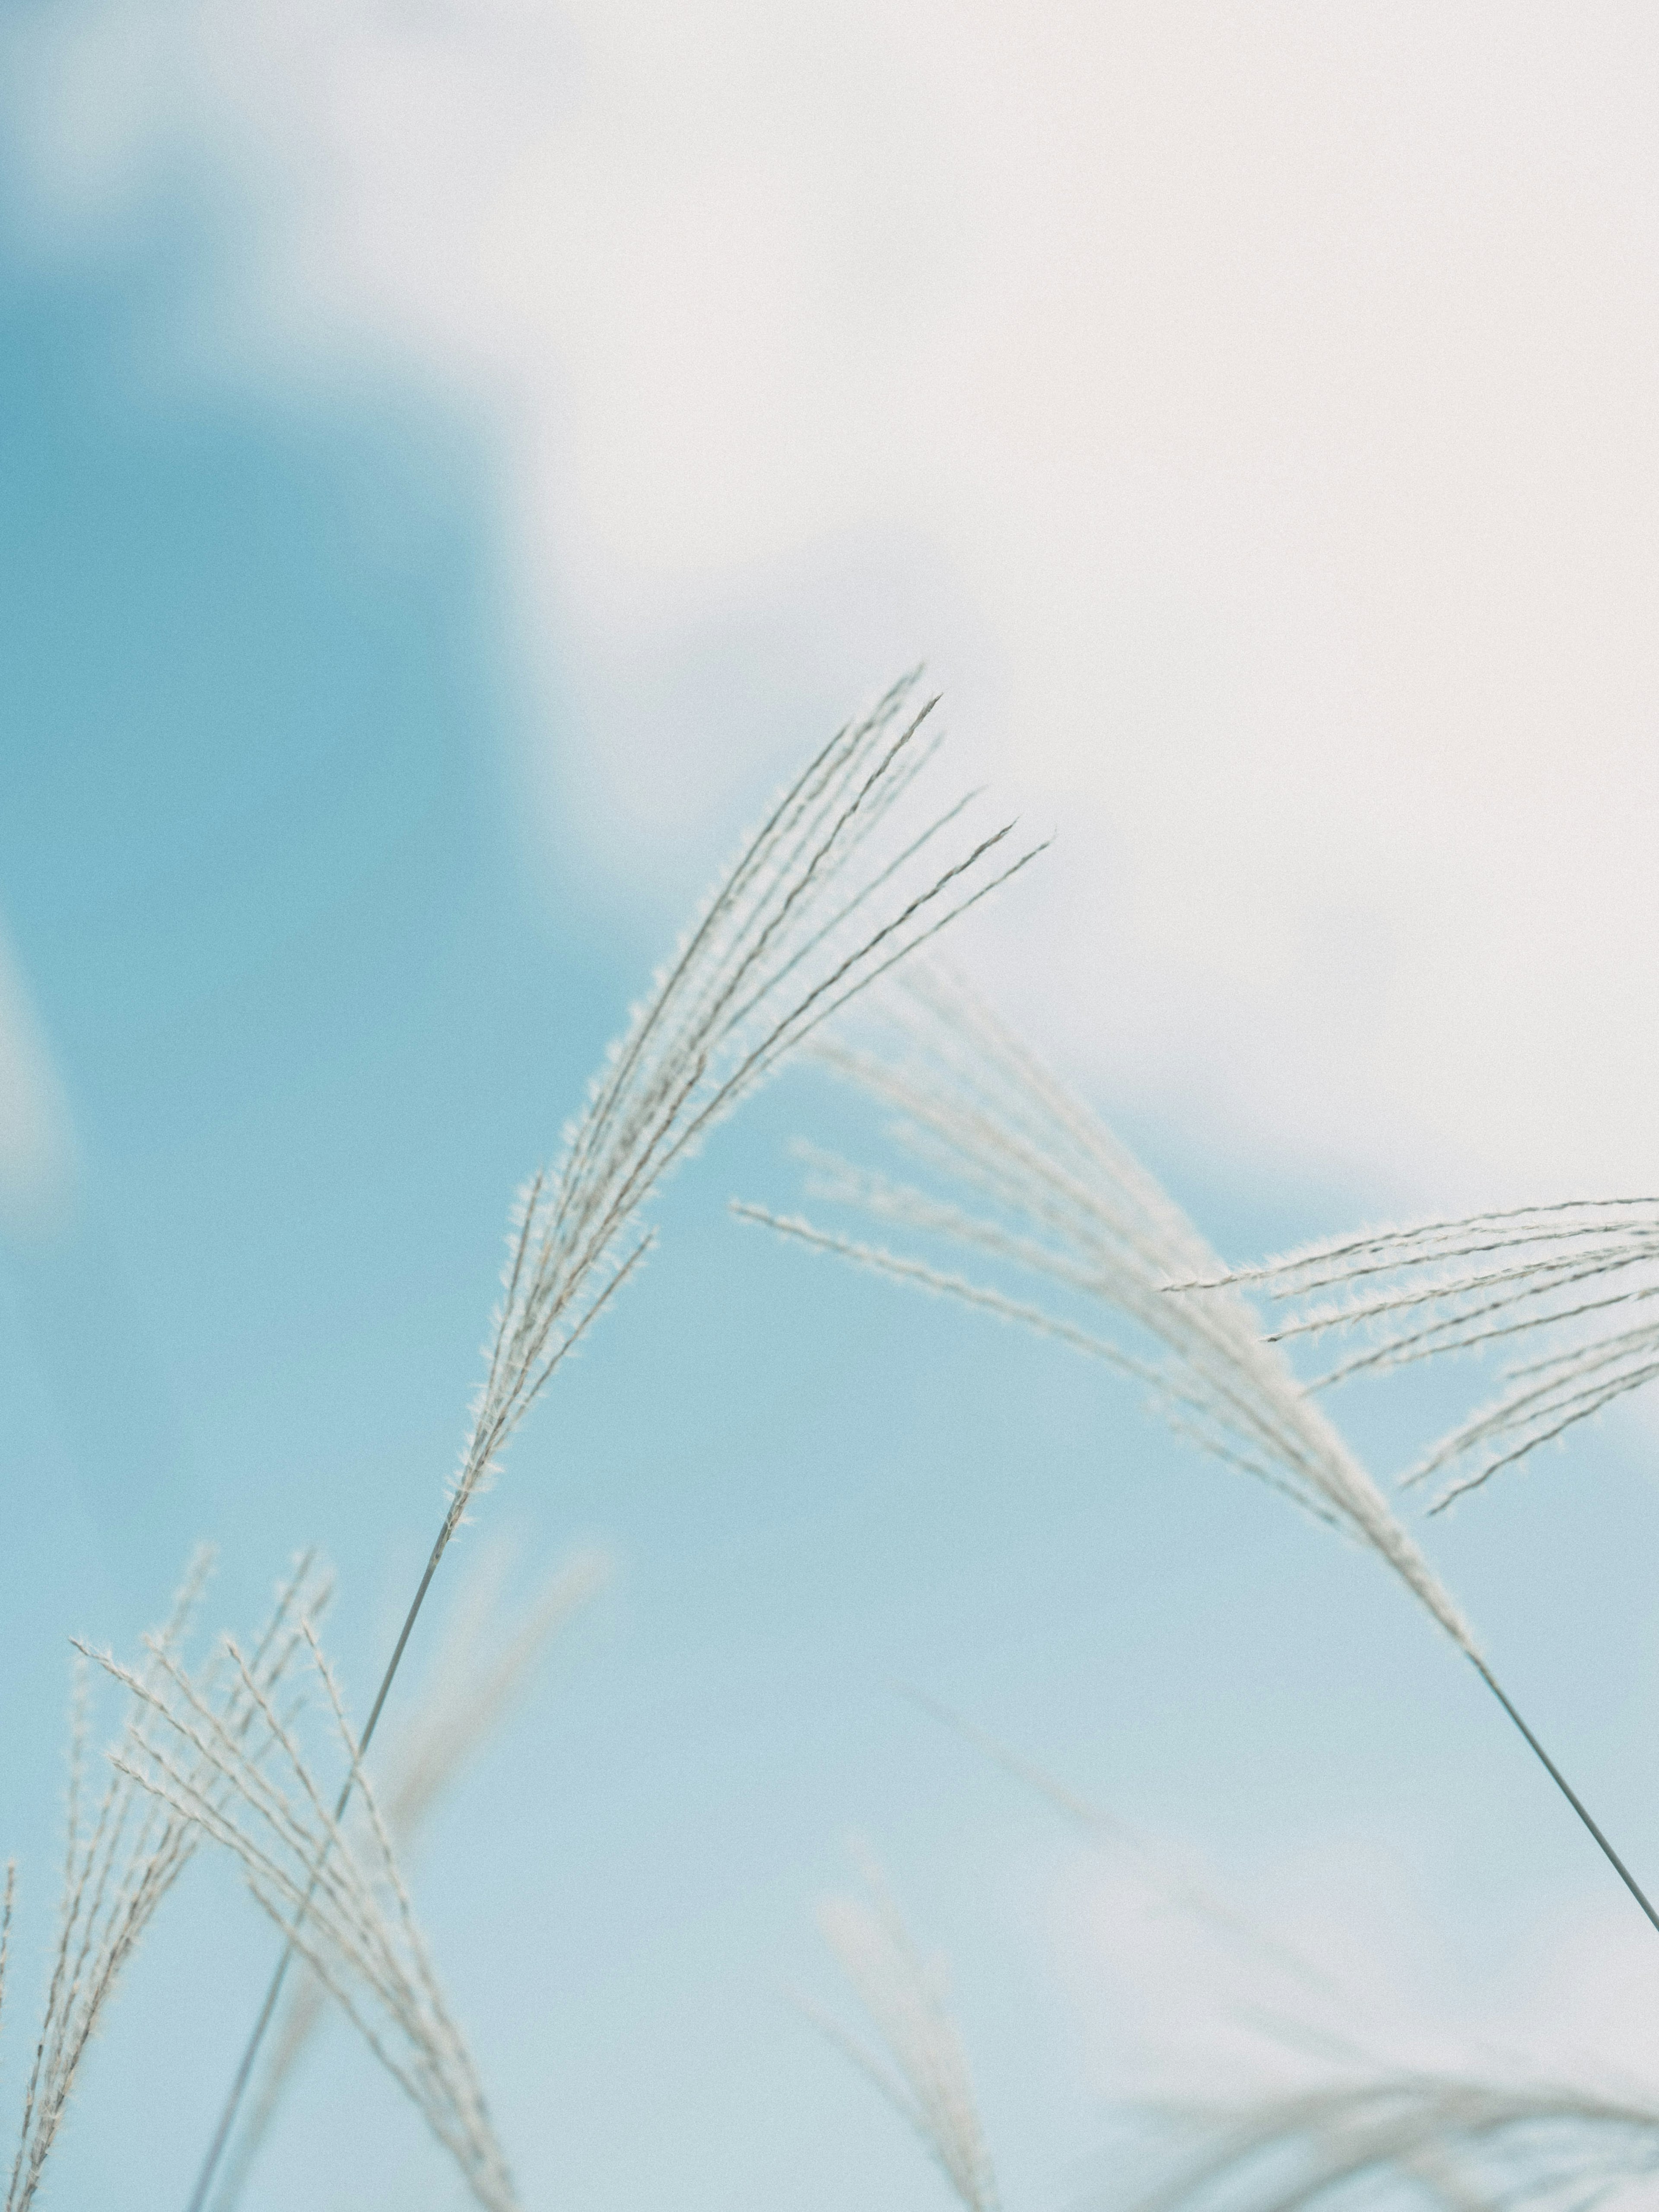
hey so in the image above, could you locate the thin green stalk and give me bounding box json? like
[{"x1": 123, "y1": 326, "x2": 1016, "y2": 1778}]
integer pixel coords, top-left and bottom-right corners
[{"x1": 1469, "y1": 1652, "x2": 1659, "y2": 1939}]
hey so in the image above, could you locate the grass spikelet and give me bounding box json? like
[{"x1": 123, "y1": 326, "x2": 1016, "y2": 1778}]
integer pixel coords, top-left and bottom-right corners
[
  {"x1": 1171, "y1": 1201, "x2": 1659, "y2": 1510},
  {"x1": 441, "y1": 674, "x2": 1041, "y2": 1573}
]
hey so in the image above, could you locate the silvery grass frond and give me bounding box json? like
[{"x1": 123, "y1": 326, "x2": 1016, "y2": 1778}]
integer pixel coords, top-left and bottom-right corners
[
  {"x1": 211, "y1": 1547, "x2": 608, "y2": 2212},
  {"x1": 1127, "y1": 2071, "x2": 1659, "y2": 2212},
  {"x1": 736, "y1": 972, "x2": 1659, "y2": 1941},
  {"x1": 1173, "y1": 1202, "x2": 1659, "y2": 1512},
  {"x1": 188, "y1": 674, "x2": 1043, "y2": 2212},
  {"x1": 809, "y1": 1850, "x2": 1000, "y2": 2212},
  {"x1": 96, "y1": 1604, "x2": 518, "y2": 2212},
  {"x1": 442, "y1": 673, "x2": 1042, "y2": 1581},
  {"x1": 3, "y1": 1546, "x2": 326, "y2": 2212},
  {"x1": 733, "y1": 965, "x2": 1473, "y2": 1655}
]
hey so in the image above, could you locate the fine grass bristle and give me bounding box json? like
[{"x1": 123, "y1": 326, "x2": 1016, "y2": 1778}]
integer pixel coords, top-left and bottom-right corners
[
  {"x1": 1172, "y1": 1200, "x2": 1659, "y2": 1510},
  {"x1": 211, "y1": 1545, "x2": 607, "y2": 2212},
  {"x1": 4, "y1": 1548, "x2": 324, "y2": 2212},
  {"x1": 101, "y1": 1594, "x2": 517, "y2": 2212}
]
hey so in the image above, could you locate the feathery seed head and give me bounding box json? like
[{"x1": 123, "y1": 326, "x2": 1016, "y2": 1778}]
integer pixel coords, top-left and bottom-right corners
[
  {"x1": 1176, "y1": 1200, "x2": 1659, "y2": 1510},
  {"x1": 737, "y1": 966, "x2": 1475, "y2": 1656},
  {"x1": 3, "y1": 1547, "x2": 318, "y2": 2212},
  {"x1": 442, "y1": 676, "x2": 1042, "y2": 1564},
  {"x1": 101, "y1": 1567, "x2": 518, "y2": 2212},
  {"x1": 209, "y1": 1545, "x2": 607, "y2": 2211}
]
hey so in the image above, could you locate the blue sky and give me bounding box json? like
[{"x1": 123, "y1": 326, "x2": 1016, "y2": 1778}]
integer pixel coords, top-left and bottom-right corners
[{"x1": 7, "y1": 13, "x2": 1659, "y2": 2212}]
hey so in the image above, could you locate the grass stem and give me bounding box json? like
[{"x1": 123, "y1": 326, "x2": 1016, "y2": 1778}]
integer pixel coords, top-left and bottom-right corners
[{"x1": 1470, "y1": 1653, "x2": 1659, "y2": 1939}]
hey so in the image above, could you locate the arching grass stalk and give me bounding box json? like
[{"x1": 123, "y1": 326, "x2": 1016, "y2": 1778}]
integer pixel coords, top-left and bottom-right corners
[
  {"x1": 1463, "y1": 1657, "x2": 1659, "y2": 1937},
  {"x1": 184, "y1": 680, "x2": 1044, "y2": 2212},
  {"x1": 737, "y1": 966, "x2": 1659, "y2": 1940}
]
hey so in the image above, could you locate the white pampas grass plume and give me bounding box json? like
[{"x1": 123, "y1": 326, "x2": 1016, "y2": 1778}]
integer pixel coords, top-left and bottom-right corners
[
  {"x1": 3, "y1": 1546, "x2": 325, "y2": 2212},
  {"x1": 738, "y1": 972, "x2": 1659, "y2": 1941},
  {"x1": 734, "y1": 965, "x2": 1473, "y2": 1655},
  {"x1": 212, "y1": 1546, "x2": 608, "y2": 2212},
  {"x1": 440, "y1": 676, "x2": 1039, "y2": 1564},
  {"x1": 97, "y1": 1597, "x2": 517, "y2": 2212},
  {"x1": 1176, "y1": 1201, "x2": 1659, "y2": 1511},
  {"x1": 810, "y1": 1849, "x2": 1000, "y2": 2212}
]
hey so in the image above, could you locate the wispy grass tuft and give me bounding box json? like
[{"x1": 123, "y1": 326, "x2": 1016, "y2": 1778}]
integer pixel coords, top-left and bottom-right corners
[
  {"x1": 903, "y1": 1688, "x2": 1340, "y2": 2008},
  {"x1": 808, "y1": 1848, "x2": 1000, "y2": 2212},
  {"x1": 1173, "y1": 1201, "x2": 1659, "y2": 1510},
  {"x1": 98, "y1": 1587, "x2": 518, "y2": 2212},
  {"x1": 734, "y1": 965, "x2": 1473, "y2": 1652},
  {"x1": 3, "y1": 1547, "x2": 326, "y2": 2212},
  {"x1": 210, "y1": 1545, "x2": 608, "y2": 2212},
  {"x1": 815, "y1": 1735, "x2": 1659, "y2": 2212}
]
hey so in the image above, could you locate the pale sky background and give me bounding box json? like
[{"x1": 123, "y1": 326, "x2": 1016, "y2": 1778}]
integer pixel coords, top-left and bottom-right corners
[{"x1": 6, "y1": 9, "x2": 1659, "y2": 2212}]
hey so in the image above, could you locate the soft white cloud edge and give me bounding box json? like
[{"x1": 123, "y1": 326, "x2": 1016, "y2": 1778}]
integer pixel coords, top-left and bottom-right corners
[
  {"x1": 7, "y1": 1, "x2": 1659, "y2": 1205},
  {"x1": 1052, "y1": 1824, "x2": 1659, "y2": 2113}
]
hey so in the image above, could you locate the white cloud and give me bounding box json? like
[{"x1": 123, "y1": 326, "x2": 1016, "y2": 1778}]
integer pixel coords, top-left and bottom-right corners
[
  {"x1": 1052, "y1": 1829, "x2": 1659, "y2": 2109},
  {"x1": 8, "y1": 1, "x2": 1659, "y2": 1202}
]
